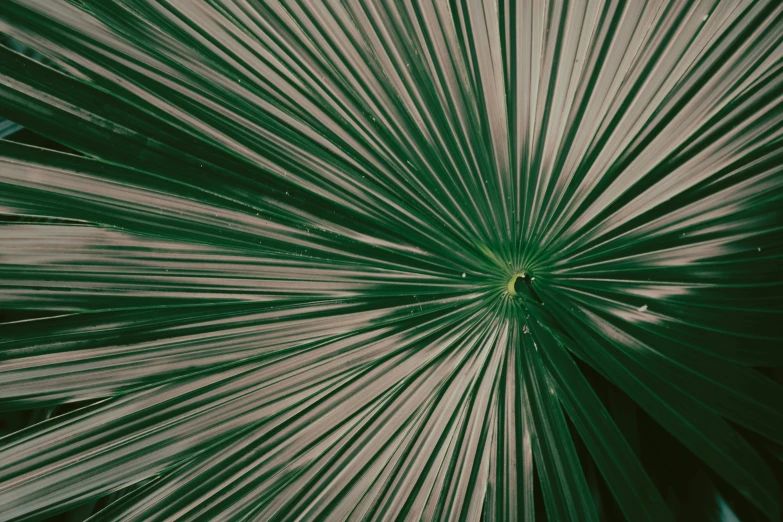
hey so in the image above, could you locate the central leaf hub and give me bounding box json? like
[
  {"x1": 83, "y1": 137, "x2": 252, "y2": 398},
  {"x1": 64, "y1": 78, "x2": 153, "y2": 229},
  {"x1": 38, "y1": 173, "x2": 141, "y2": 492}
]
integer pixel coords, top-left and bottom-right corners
[
  {"x1": 507, "y1": 272, "x2": 542, "y2": 303},
  {"x1": 507, "y1": 272, "x2": 529, "y2": 296}
]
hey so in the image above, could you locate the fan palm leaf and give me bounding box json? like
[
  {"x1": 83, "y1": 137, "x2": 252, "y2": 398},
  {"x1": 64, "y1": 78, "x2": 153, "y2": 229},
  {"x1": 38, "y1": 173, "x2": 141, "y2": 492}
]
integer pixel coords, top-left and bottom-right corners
[{"x1": 1, "y1": 0, "x2": 782, "y2": 520}]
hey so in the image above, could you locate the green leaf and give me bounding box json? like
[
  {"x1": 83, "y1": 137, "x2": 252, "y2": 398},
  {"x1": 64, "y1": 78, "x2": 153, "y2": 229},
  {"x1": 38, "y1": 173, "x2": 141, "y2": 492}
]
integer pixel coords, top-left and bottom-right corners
[
  {"x1": 539, "y1": 298, "x2": 781, "y2": 520},
  {"x1": 1, "y1": 0, "x2": 782, "y2": 520},
  {"x1": 527, "y1": 316, "x2": 673, "y2": 522},
  {"x1": 520, "y1": 327, "x2": 598, "y2": 522}
]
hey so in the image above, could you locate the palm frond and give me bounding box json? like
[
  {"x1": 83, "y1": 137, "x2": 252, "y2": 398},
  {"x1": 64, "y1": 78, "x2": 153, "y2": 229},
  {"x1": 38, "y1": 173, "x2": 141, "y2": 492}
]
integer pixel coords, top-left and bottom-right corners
[{"x1": 1, "y1": 1, "x2": 783, "y2": 520}]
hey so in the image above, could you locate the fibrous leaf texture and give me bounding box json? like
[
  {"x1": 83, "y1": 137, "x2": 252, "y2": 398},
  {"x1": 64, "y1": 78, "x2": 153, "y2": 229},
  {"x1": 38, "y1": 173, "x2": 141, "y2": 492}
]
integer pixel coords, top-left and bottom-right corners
[{"x1": 0, "y1": 1, "x2": 782, "y2": 521}]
